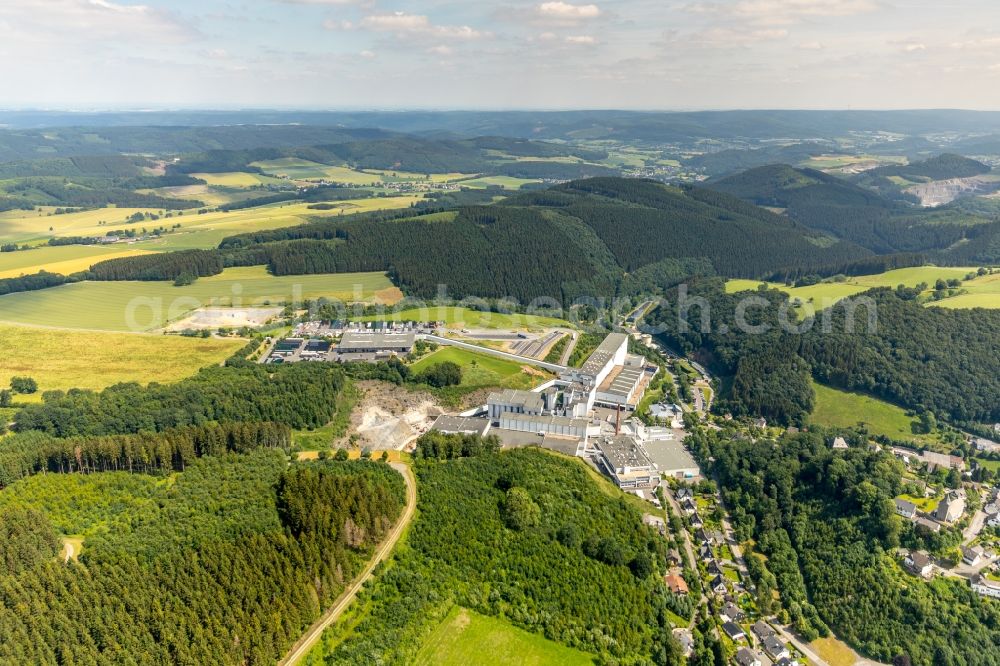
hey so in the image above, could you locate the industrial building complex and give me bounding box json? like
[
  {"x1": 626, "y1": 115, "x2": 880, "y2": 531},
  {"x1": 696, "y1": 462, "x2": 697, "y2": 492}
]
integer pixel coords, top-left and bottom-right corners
[{"x1": 431, "y1": 331, "x2": 700, "y2": 493}]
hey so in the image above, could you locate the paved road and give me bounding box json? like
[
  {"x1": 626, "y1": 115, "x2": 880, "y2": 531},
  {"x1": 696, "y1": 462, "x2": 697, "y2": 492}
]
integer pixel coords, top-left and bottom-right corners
[
  {"x1": 280, "y1": 462, "x2": 417, "y2": 665},
  {"x1": 964, "y1": 509, "x2": 987, "y2": 544},
  {"x1": 771, "y1": 622, "x2": 830, "y2": 666},
  {"x1": 558, "y1": 331, "x2": 578, "y2": 367}
]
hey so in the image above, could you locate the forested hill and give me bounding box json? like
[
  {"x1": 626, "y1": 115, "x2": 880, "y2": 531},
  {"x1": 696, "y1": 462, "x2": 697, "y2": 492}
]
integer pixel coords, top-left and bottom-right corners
[
  {"x1": 709, "y1": 164, "x2": 1000, "y2": 258},
  {"x1": 167, "y1": 135, "x2": 612, "y2": 178},
  {"x1": 859, "y1": 153, "x2": 991, "y2": 183},
  {"x1": 214, "y1": 177, "x2": 870, "y2": 303}
]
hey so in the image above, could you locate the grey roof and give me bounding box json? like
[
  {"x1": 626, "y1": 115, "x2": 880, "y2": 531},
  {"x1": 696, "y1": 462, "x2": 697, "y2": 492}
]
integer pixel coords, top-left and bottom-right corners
[
  {"x1": 895, "y1": 498, "x2": 917, "y2": 513},
  {"x1": 499, "y1": 413, "x2": 588, "y2": 431},
  {"x1": 763, "y1": 636, "x2": 787, "y2": 655},
  {"x1": 488, "y1": 389, "x2": 544, "y2": 412},
  {"x1": 908, "y1": 550, "x2": 933, "y2": 569},
  {"x1": 431, "y1": 415, "x2": 490, "y2": 437},
  {"x1": 644, "y1": 438, "x2": 699, "y2": 473},
  {"x1": 722, "y1": 621, "x2": 745, "y2": 639},
  {"x1": 338, "y1": 331, "x2": 415, "y2": 351},
  {"x1": 600, "y1": 366, "x2": 644, "y2": 397},
  {"x1": 752, "y1": 620, "x2": 775, "y2": 640},
  {"x1": 735, "y1": 648, "x2": 760, "y2": 666},
  {"x1": 598, "y1": 434, "x2": 654, "y2": 470},
  {"x1": 580, "y1": 332, "x2": 629, "y2": 376}
]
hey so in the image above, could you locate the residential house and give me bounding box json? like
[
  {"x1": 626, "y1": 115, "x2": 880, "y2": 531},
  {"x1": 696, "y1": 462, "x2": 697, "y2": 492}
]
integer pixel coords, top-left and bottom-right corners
[
  {"x1": 751, "y1": 620, "x2": 776, "y2": 642},
  {"x1": 963, "y1": 545, "x2": 986, "y2": 566},
  {"x1": 707, "y1": 560, "x2": 724, "y2": 576},
  {"x1": 722, "y1": 621, "x2": 746, "y2": 642},
  {"x1": 665, "y1": 572, "x2": 689, "y2": 595},
  {"x1": 710, "y1": 574, "x2": 728, "y2": 595},
  {"x1": 720, "y1": 601, "x2": 744, "y2": 623},
  {"x1": 690, "y1": 513, "x2": 705, "y2": 529},
  {"x1": 753, "y1": 417, "x2": 767, "y2": 429},
  {"x1": 832, "y1": 436, "x2": 849, "y2": 450},
  {"x1": 763, "y1": 636, "x2": 790, "y2": 661},
  {"x1": 681, "y1": 497, "x2": 698, "y2": 514},
  {"x1": 971, "y1": 574, "x2": 1000, "y2": 599},
  {"x1": 894, "y1": 498, "x2": 917, "y2": 519},
  {"x1": 904, "y1": 550, "x2": 935, "y2": 578},
  {"x1": 775, "y1": 658, "x2": 801, "y2": 666},
  {"x1": 734, "y1": 647, "x2": 762, "y2": 666},
  {"x1": 699, "y1": 544, "x2": 713, "y2": 560},
  {"x1": 676, "y1": 487, "x2": 693, "y2": 501},
  {"x1": 673, "y1": 628, "x2": 694, "y2": 657},
  {"x1": 915, "y1": 516, "x2": 941, "y2": 533}
]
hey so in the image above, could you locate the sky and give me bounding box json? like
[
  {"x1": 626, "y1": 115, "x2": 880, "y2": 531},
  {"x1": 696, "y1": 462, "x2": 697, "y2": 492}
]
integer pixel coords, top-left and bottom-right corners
[{"x1": 3, "y1": 0, "x2": 1000, "y2": 110}]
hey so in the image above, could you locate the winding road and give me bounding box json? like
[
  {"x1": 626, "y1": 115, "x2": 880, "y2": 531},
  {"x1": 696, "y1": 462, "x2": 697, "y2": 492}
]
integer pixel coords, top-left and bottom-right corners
[{"x1": 280, "y1": 461, "x2": 417, "y2": 666}]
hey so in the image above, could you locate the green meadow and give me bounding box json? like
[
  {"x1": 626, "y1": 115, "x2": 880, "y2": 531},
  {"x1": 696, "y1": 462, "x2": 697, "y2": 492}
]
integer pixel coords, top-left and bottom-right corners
[
  {"x1": 727, "y1": 266, "x2": 989, "y2": 313},
  {"x1": 409, "y1": 346, "x2": 551, "y2": 394},
  {"x1": 0, "y1": 267, "x2": 398, "y2": 331},
  {"x1": 810, "y1": 381, "x2": 939, "y2": 446},
  {"x1": 414, "y1": 606, "x2": 594, "y2": 666}
]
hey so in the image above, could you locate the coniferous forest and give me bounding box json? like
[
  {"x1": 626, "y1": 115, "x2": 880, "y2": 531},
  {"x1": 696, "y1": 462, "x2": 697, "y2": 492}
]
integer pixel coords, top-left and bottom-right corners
[
  {"x1": 0, "y1": 360, "x2": 406, "y2": 665},
  {"x1": 308, "y1": 436, "x2": 685, "y2": 666}
]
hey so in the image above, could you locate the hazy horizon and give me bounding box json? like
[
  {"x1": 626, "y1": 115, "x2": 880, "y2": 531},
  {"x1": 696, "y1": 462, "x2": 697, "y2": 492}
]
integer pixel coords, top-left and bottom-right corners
[{"x1": 5, "y1": 1, "x2": 1000, "y2": 110}]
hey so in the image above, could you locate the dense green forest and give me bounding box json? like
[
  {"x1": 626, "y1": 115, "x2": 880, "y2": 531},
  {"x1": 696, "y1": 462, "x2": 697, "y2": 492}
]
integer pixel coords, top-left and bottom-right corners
[
  {"x1": 855, "y1": 153, "x2": 991, "y2": 192},
  {"x1": 0, "y1": 342, "x2": 408, "y2": 664},
  {"x1": 12, "y1": 363, "x2": 347, "y2": 437},
  {"x1": 688, "y1": 426, "x2": 1000, "y2": 665},
  {"x1": 308, "y1": 436, "x2": 683, "y2": 665},
  {"x1": 211, "y1": 177, "x2": 869, "y2": 304},
  {"x1": 647, "y1": 281, "x2": 1000, "y2": 426},
  {"x1": 166, "y1": 135, "x2": 608, "y2": 177},
  {"x1": 0, "y1": 451, "x2": 405, "y2": 664},
  {"x1": 0, "y1": 421, "x2": 290, "y2": 488},
  {"x1": 88, "y1": 249, "x2": 224, "y2": 281}
]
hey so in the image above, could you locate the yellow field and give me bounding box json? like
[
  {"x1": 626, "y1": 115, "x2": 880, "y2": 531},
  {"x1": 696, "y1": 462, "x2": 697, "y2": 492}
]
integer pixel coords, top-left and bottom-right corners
[
  {"x1": 190, "y1": 172, "x2": 285, "y2": 187},
  {"x1": 0, "y1": 323, "x2": 243, "y2": 393},
  {"x1": 135, "y1": 183, "x2": 241, "y2": 207},
  {"x1": 0, "y1": 245, "x2": 154, "y2": 278},
  {"x1": 0, "y1": 206, "x2": 173, "y2": 244},
  {"x1": 810, "y1": 636, "x2": 864, "y2": 666},
  {"x1": 0, "y1": 195, "x2": 424, "y2": 250}
]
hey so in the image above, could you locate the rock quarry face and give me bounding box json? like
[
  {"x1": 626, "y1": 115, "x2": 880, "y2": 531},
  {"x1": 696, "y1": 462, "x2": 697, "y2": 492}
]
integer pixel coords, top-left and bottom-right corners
[{"x1": 906, "y1": 175, "x2": 1000, "y2": 207}]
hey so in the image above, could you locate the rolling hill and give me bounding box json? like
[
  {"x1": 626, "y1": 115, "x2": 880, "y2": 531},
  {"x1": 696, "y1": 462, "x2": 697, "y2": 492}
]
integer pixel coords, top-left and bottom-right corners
[
  {"x1": 217, "y1": 177, "x2": 871, "y2": 303},
  {"x1": 709, "y1": 164, "x2": 1000, "y2": 258}
]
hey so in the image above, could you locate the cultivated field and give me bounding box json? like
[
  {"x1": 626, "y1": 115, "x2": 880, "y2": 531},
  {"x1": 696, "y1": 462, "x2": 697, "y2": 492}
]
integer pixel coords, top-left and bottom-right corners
[
  {"x1": 190, "y1": 172, "x2": 286, "y2": 187},
  {"x1": 360, "y1": 305, "x2": 570, "y2": 330},
  {"x1": 0, "y1": 267, "x2": 399, "y2": 331},
  {"x1": 0, "y1": 245, "x2": 153, "y2": 279},
  {"x1": 0, "y1": 195, "x2": 424, "y2": 249},
  {"x1": 457, "y1": 176, "x2": 541, "y2": 189},
  {"x1": 251, "y1": 159, "x2": 474, "y2": 185},
  {"x1": 0, "y1": 323, "x2": 242, "y2": 393},
  {"x1": 414, "y1": 606, "x2": 593, "y2": 666}
]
